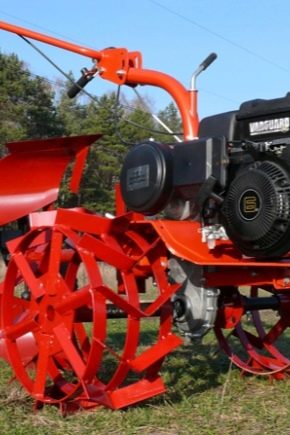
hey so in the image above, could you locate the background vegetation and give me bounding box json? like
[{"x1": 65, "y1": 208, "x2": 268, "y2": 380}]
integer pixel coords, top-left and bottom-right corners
[{"x1": 0, "y1": 51, "x2": 181, "y2": 213}]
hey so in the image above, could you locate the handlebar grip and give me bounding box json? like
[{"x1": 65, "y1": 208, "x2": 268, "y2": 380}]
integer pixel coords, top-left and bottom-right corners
[
  {"x1": 199, "y1": 52, "x2": 217, "y2": 71},
  {"x1": 67, "y1": 74, "x2": 93, "y2": 98}
]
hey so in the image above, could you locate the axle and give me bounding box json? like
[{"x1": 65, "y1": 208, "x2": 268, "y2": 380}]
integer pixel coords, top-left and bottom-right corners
[
  {"x1": 74, "y1": 295, "x2": 282, "y2": 323},
  {"x1": 75, "y1": 301, "x2": 161, "y2": 321},
  {"x1": 243, "y1": 295, "x2": 280, "y2": 311}
]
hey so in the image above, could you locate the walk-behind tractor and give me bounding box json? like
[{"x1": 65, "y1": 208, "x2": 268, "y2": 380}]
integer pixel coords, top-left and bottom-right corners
[{"x1": 1, "y1": 21, "x2": 290, "y2": 412}]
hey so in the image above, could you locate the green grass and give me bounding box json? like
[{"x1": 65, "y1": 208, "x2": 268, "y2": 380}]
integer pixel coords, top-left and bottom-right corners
[
  {"x1": 1, "y1": 324, "x2": 290, "y2": 435},
  {"x1": 1, "y1": 261, "x2": 290, "y2": 434}
]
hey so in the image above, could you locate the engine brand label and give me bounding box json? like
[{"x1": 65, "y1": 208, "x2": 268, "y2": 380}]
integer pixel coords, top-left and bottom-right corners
[
  {"x1": 249, "y1": 117, "x2": 290, "y2": 136},
  {"x1": 127, "y1": 164, "x2": 149, "y2": 191},
  {"x1": 239, "y1": 189, "x2": 261, "y2": 221}
]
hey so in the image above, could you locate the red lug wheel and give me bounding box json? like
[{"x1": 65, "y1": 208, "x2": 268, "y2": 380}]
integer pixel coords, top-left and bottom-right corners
[
  {"x1": 1, "y1": 226, "x2": 108, "y2": 404},
  {"x1": 1, "y1": 213, "x2": 182, "y2": 410},
  {"x1": 215, "y1": 286, "x2": 290, "y2": 377},
  {"x1": 73, "y1": 223, "x2": 182, "y2": 409}
]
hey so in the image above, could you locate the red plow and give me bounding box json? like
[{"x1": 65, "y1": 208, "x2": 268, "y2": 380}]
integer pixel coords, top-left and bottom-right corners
[{"x1": 1, "y1": 20, "x2": 290, "y2": 411}]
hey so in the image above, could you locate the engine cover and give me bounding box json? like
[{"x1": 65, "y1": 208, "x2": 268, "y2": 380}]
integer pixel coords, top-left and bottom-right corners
[
  {"x1": 120, "y1": 141, "x2": 173, "y2": 215},
  {"x1": 222, "y1": 160, "x2": 290, "y2": 258}
]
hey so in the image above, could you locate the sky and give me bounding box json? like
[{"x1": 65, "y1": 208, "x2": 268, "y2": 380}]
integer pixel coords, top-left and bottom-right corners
[{"x1": 1, "y1": 0, "x2": 290, "y2": 121}]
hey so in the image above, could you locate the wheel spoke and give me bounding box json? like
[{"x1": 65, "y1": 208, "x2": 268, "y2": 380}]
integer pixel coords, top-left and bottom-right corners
[
  {"x1": 79, "y1": 233, "x2": 136, "y2": 271},
  {"x1": 3, "y1": 315, "x2": 38, "y2": 341},
  {"x1": 263, "y1": 318, "x2": 287, "y2": 344},
  {"x1": 33, "y1": 336, "x2": 51, "y2": 398},
  {"x1": 235, "y1": 323, "x2": 285, "y2": 370},
  {"x1": 56, "y1": 285, "x2": 91, "y2": 314},
  {"x1": 13, "y1": 252, "x2": 45, "y2": 299},
  {"x1": 48, "y1": 231, "x2": 63, "y2": 278},
  {"x1": 96, "y1": 285, "x2": 142, "y2": 318},
  {"x1": 53, "y1": 323, "x2": 85, "y2": 379}
]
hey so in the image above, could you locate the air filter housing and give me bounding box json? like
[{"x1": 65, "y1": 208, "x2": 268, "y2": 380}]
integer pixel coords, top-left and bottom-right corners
[{"x1": 120, "y1": 138, "x2": 227, "y2": 216}]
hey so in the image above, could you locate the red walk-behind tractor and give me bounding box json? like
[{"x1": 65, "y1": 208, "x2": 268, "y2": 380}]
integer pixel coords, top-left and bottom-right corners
[{"x1": 1, "y1": 21, "x2": 290, "y2": 413}]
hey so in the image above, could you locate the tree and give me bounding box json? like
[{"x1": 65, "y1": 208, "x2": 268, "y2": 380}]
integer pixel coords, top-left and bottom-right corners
[
  {"x1": 0, "y1": 53, "x2": 28, "y2": 148},
  {"x1": 57, "y1": 89, "x2": 159, "y2": 213},
  {"x1": 156, "y1": 101, "x2": 182, "y2": 143},
  {"x1": 24, "y1": 76, "x2": 64, "y2": 138},
  {"x1": 1, "y1": 52, "x2": 181, "y2": 213},
  {"x1": 0, "y1": 52, "x2": 63, "y2": 151},
  {"x1": 56, "y1": 75, "x2": 88, "y2": 135},
  {"x1": 79, "y1": 93, "x2": 128, "y2": 213},
  {"x1": 120, "y1": 97, "x2": 155, "y2": 144}
]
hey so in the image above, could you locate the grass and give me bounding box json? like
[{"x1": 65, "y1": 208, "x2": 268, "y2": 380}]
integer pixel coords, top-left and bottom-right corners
[
  {"x1": 1, "y1": 261, "x2": 290, "y2": 434},
  {"x1": 1, "y1": 326, "x2": 290, "y2": 434}
]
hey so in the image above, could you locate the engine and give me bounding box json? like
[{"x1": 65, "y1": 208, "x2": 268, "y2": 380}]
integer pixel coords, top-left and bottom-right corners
[{"x1": 120, "y1": 93, "x2": 290, "y2": 259}]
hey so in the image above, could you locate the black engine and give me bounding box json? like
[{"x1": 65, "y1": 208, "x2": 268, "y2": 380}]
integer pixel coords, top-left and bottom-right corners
[{"x1": 120, "y1": 93, "x2": 290, "y2": 259}]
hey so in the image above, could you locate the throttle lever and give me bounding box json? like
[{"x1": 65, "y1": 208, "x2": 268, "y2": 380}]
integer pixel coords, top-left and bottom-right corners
[{"x1": 67, "y1": 68, "x2": 95, "y2": 98}]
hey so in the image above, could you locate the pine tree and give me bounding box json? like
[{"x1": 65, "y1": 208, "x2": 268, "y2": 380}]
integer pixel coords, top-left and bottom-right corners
[
  {"x1": 1, "y1": 52, "x2": 181, "y2": 213},
  {"x1": 56, "y1": 76, "x2": 87, "y2": 135},
  {"x1": 80, "y1": 93, "x2": 128, "y2": 213},
  {"x1": 0, "y1": 52, "x2": 63, "y2": 151},
  {"x1": 156, "y1": 101, "x2": 182, "y2": 143}
]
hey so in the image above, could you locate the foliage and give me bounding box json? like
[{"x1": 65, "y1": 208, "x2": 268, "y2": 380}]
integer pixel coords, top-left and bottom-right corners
[
  {"x1": 56, "y1": 87, "x2": 159, "y2": 213},
  {"x1": 1, "y1": 52, "x2": 181, "y2": 213},
  {"x1": 0, "y1": 52, "x2": 63, "y2": 152},
  {"x1": 156, "y1": 101, "x2": 183, "y2": 143}
]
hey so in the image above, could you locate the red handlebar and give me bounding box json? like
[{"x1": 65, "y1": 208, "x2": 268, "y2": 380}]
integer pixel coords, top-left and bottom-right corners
[{"x1": 0, "y1": 20, "x2": 198, "y2": 139}]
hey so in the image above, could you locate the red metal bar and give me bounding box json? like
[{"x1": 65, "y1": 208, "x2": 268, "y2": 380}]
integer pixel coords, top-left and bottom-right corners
[
  {"x1": 0, "y1": 21, "x2": 102, "y2": 59},
  {"x1": 127, "y1": 69, "x2": 196, "y2": 139}
]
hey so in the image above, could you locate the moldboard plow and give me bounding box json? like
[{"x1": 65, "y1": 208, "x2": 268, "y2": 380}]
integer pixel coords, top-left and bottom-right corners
[{"x1": 1, "y1": 20, "x2": 290, "y2": 412}]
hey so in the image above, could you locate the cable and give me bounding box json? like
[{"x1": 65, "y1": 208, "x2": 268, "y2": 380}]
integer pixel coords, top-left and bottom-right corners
[
  {"x1": 0, "y1": 9, "x2": 88, "y2": 46},
  {"x1": 18, "y1": 35, "x2": 185, "y2": 140},
  {"x1": 111, "y1": 85, "x2": 135, "y2": 146},
  {"x1": 0, "y1": 12, "x2": 242, "y2": 107},
  {"x1": 2, "y1": 53, "x2": 183, "y2": 139},
  {"x1": 5, "y1": 28, "x2": 232, "y2": 139},
  {"x1": 19, "y1": 35, "x2": 102, "y2": 104},
  {"x1": 148, "y1": 0, "x2": 290, "y2": 75},
  {"x1": 132, "y1": 87, "x2": 182, "y2": 140},
  {"x1": 112, "y1": 86, "x2": 180, "y2": 146}
]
